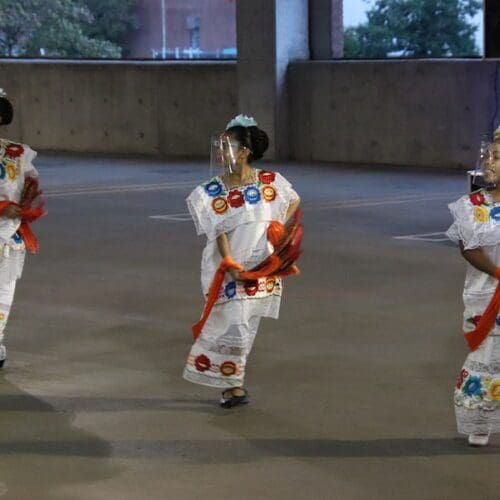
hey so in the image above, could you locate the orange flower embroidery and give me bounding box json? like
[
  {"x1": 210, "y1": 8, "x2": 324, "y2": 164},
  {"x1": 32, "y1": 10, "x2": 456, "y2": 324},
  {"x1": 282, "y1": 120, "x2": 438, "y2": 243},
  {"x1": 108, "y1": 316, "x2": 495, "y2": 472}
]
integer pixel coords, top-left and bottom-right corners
[
  {"x1": 262, "y1": 185, "x2": 277, "y2": 202},
  {"x1": 212, "y1": 196, "x2": 229, "y2": 215}
]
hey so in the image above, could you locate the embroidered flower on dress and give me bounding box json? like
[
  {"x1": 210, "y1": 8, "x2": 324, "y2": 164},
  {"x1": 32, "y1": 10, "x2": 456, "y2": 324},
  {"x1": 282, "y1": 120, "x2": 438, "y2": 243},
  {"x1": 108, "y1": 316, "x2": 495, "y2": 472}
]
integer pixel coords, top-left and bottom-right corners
[
  {"x1": 489, "y1": 381, "x2": 500, "y2": 401},
  {"x1": 0, "y1": 164, "x2": 6, "y2": 180},
  {"x1": 204, "y1": 180, "x2": 223, "y2": 197},
  {"x1": 227, "y1": 189, "x2": 245, "y2": 208},
  {"x1": 262, "y1": 185, "x2": 277, "y2": 202},
  {"x1": 469, "y1": 192, "x2": 486, "y2": 206},
  {"x1": 0, "y1": 313, "x2": 5, "y2": 321},
  {"x1": 5, "y1": 161, "x2": 16, "y2": 181},
  {"x1": 244, "y1": 186, "x2": 261, "y2": 205},
  {"x1": 490, "y1": 206, "x2": 500, "y2": 222},
  {"x1": 212, "y1": 196, "x2": 229, "y2": 215},
  {"x1": 258, "y1": 170, "x2": 276, "y2": 184},
  {"x1": 456, "y1": 369, "x2": 469, "y2": 389},
  {"x1": 5, "y1": 144, "x2": 24, "y2": 158},
  {"x1": 244, "y1": 280, "x2": 259, "y2": 296},
  {"x1": 265, "y1": 278, "x2": 276, "y2": 293},
  {"x1": 225, "y1": 281, "x2": 237, "y2": 299},
  {"x1": 463, "y1": 375, "x2": 483, "y2": 397},
  {"x1": 473, "y1": 206, "x2": 489, "y2": 223},
  {"x1": 12, "y1": 232, "x2": 22, "y2": 244},
  {"x1": 194, "y1": 354, "x2": 211, "y2": 372},
  {"x1": 220, "y1": 361, "x2": 237, "y2": 376},
  {"x1": 471, "y1": 315, "x2": 482, "y2": 326}
]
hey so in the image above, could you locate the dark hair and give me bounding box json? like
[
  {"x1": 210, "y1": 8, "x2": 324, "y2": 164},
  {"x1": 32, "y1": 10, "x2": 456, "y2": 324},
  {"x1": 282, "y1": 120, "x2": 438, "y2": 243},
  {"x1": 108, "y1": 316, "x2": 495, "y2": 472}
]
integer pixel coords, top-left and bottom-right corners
[
  {"x1": 226, "y1": 125, "x2": 269, "y2": 163},
  {"x1": 0, "y1": 97, "x2": 13, "y2": 125}
]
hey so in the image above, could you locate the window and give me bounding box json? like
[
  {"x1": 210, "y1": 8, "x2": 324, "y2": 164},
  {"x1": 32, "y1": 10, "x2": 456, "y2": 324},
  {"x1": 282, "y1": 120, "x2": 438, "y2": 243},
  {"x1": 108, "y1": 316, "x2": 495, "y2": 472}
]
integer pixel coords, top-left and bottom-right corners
[
  {"x1": 0, "y1": 0, "x2": 237, "y2": 60},
  {"x1": 339, "y1": 0, "x2": 484, "y2": 59}
]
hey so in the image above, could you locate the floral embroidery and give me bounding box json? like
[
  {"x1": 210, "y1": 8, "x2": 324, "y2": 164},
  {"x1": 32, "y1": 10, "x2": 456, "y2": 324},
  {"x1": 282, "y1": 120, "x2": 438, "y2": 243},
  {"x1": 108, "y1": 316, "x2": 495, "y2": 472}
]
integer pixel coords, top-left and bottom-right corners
[
  {"x1": 0, "y1": 313, "x2": 5, "y2": 321},
  {"x1": 258, "y1": 170, "x2": 276, "y2": 184},
  {"x1": 467, "y1": 315, "x2": 482, "y2": 326},
  {"x1": 491, "y1": 206, "x2": 500, "y2": 221},
  {"x1": 265, "y1": 277, "x2": 276, "y2": 293},
  {"x1": 463, "y1": 375, "x2": 483, "y2": 397},
  {"x1": 456, "y1": 369, "x2": 469, "y2": 389},
  {"x1": 5, "y1": 161, "x2": 16, "y2": 181},
  {"x1": 227, "y1": 189, "x2": 245, "y2": 208},
  {"x1": 225, "y1": 281, "x2": 237, "y2": 299},
  {"x1": 212, "y1": 196, "x2": 229, "y2": 215},
  {"x1": 0, "y1": 164, "x2": 6, "y2": 180},
  {"x1": 220, "y1": 361, "x2": 237, "y2": 376},
  {"x1": 470, "y1": 192, "x2": 486, "y2": 206},
  {"x1": 489, "y1": 381, "x2": 500, "y2": 401},
  {"x1": 473, "y1": 206, "x2": 489, "y2": 223},
  {"x1": 244, "y1": 186, "x2": 261, "y2": 205},
  {"x1": 262, "y1": 185, "x2": 277, "y2": 202},
  {"x1": 194, "y1": 354, "x2": 211, "y2": 372},
  {"x1": 244, "y1": 280, "x2": 259, "y2": 296},
  {"x1": 11, "y1": 232, "x2": 22, "y2": 244},
  {"x1": 5, "y1": 144, "x2": 24, "y2": 158},
  {"x1": 204, "y1": 180, "x2": 223, "y2": 198}
]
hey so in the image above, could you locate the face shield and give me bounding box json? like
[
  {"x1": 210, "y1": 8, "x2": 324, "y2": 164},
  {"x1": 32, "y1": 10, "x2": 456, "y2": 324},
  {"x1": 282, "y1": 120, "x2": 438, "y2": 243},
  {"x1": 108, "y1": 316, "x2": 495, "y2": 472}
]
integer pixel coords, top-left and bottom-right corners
[
  {"x1": 210, "y1": 134, "x2": 241, "y2": 178},
  {"x1": 471, "y1": 139, "x2": 493, "y2": 191}
]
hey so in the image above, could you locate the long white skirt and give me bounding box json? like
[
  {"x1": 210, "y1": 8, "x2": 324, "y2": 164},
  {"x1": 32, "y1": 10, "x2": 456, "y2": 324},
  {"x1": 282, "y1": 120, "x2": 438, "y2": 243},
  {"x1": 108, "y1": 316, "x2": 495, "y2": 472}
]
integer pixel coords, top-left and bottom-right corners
[
  {"x1": 455, "y1": 334, "x2": 500, "y2": 435},
  {"x1": 183, "y1": 221, "x2": 282, "y2": 389}
]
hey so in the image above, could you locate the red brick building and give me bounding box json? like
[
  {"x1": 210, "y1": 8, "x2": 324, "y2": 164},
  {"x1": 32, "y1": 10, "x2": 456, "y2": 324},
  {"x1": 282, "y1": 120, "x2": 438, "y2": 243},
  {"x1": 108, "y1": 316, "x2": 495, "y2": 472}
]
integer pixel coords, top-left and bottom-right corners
[{"x1": 126, "y1": 0, "x2": 237, "y2": 59}]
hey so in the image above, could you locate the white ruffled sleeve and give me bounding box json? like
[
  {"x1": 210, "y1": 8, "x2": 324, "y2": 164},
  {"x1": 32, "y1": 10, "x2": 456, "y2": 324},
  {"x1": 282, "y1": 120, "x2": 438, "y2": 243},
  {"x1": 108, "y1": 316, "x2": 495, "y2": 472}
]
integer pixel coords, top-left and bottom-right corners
[
  {"x1": 446, "y1": 195, "x2": 490, "y2": 250},
  {"x1": 186, "y1": 185, "x2": 214, "y2": 238},
  {"x1": 21, "y1": 145, "x2": 39, "y2": 178},
  {"x1": 274, "y1": 172, "x2": 300, "y2": 205}
]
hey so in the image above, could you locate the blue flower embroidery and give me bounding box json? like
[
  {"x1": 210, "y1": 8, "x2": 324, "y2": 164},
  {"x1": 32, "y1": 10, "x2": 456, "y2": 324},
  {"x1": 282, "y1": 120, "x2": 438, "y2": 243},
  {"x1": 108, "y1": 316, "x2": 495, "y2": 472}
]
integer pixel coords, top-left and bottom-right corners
[
  {"x1": 225, "y1": 281, "x2": 237, "y2": 299},
  {"x1": 11, "y1": 232, "x2": 22, "y2": 244},
  {"x1": 244, "y1": 186, "x2": 261, "y2": 205},
  {"x1": 0, "y1": 164, "x2": 5, "y2": 180},
  {"x1": 491, "y1": 207, "x2": 500, "y2": 222},
  {"x1": 463, "y1": 376, "x2": 483, "y2": 397},
  {"x1": 496, "y1": 316, "x2": 500, "y2": 327},
  {"x1": 204, "y1": 180, "x2": 223, "y2": 198}
]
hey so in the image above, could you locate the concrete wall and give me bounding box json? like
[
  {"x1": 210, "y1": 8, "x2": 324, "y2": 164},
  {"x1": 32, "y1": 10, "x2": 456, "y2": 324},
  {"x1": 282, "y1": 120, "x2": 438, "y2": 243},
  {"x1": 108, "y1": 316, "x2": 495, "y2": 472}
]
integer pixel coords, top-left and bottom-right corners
[
  {"x1": 289, "y1": 60, "x2": 500, "y2": 168},
  {"x1": 0, "y1": 60, "x2": 237, "y2": 157}
]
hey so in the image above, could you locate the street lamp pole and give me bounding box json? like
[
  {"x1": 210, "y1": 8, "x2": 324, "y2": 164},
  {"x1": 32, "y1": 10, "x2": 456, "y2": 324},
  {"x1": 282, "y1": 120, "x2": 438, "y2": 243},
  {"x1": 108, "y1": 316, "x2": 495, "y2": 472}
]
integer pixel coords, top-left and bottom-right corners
[{"x1": 161, "y1": 0, "x2": 167, "y2": 59}]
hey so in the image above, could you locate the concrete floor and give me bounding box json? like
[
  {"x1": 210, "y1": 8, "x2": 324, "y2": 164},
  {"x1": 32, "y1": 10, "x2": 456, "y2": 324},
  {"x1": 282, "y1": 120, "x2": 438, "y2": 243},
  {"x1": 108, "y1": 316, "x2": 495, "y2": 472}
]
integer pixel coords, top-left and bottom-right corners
[{"x1": 0, "y1": 153, "x2": 498, "y2": 499}]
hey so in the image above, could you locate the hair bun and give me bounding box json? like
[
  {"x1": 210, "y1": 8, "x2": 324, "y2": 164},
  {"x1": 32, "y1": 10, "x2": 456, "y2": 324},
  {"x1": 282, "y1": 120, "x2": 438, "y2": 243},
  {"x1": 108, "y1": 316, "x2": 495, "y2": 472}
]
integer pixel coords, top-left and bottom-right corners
[{"x1": 248, "y1": 126, "x2": 269, "y2": 161}]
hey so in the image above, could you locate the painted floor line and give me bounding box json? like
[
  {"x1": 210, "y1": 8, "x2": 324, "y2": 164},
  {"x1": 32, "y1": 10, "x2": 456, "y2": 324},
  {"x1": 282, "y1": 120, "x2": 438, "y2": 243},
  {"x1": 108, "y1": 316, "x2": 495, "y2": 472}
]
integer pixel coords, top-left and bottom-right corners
[
  {"x1": 44, "y1": 181, "x2": 196, "y2": 197},
  {"x1": 393, "y1": 231, "x2": 449, "y2": 242},
  {"x1": 150, "y1": 213, "x2": 192, "y2": 221}
]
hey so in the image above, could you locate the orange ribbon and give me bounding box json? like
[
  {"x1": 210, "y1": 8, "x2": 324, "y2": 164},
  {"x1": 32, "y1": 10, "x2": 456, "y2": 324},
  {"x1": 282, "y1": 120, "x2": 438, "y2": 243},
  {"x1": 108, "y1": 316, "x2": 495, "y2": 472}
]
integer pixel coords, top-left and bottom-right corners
[
  {"x1": 192, "y1": 213, "x2": 303, "y2": 339},
  {"x1": 0, "y1": 177, "x2": 47, "y2": 254},
  {"x1": 464, "y1": 267, "x2": 500, "y2": 351}
]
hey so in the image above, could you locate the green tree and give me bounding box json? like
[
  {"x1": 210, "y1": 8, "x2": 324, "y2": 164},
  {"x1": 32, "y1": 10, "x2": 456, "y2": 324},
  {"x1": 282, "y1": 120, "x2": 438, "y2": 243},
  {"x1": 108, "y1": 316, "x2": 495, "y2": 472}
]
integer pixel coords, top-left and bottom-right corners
[
  {"x1": 0, "y1": 0, "x2": 138, "y2": 58},
  {"x1": 344, "y1": 0, "x2": 482, "y2": 58},
  {"x1": 83, "y1": 0, "x2": 139, "y2": 48}
]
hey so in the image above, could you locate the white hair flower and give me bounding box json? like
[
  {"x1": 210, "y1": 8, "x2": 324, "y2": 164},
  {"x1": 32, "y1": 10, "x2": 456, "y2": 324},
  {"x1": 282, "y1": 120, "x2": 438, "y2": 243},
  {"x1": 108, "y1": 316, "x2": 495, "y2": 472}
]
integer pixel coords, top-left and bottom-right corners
[
  {"x1": 226, "y1": 114, "x2": 258, "y2": 130},
  {"x1": 0, "y1": 88, "x2": 7, "y2": 98}
]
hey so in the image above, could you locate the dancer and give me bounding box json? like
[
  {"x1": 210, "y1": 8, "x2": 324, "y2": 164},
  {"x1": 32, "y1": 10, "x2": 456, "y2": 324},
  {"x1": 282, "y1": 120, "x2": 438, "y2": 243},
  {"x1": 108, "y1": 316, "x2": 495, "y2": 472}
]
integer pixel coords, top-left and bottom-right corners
[
  {"x1": 0, "y1": 88, "x2": 46, "y2": 368},
  {"x1": 183, "y1": 114, "x2": 301, "y2": 408},
  {"x1": 447, "y1": 129, "x2": 500, "y2": 446}
]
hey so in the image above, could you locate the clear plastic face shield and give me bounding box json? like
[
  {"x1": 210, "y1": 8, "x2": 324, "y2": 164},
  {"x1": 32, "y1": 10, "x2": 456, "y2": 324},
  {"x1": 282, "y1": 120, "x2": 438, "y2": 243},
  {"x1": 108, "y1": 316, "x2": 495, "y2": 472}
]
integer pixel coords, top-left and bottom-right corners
[
  {"x1": 210, "y1": 134, "x2": 241, "y2": 177},
  {"x1": 483, "y1": 142, "x2": 500, "y2": 187},
  {"x1": 471, "y1": 139, "x2": 493, "y2": 190}
]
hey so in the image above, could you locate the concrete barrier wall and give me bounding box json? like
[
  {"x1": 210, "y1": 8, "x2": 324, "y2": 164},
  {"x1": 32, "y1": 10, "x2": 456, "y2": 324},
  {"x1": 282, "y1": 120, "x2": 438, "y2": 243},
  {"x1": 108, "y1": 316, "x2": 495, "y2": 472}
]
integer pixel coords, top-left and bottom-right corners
[
  {"x1": 0, "y1": 60, "x2": 237, "y2": 157},
  {"x1": 289, "y1": 60, "x2": 499, "y2": 168}
]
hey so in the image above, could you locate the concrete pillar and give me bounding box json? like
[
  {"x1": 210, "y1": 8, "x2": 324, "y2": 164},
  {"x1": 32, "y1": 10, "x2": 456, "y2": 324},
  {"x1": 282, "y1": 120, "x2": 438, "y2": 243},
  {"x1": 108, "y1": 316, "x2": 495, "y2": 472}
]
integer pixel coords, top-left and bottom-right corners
[
  {"x1": 485, "y1": 0, "x2": 500, "y2": 58},
  {"x1": 310, "y1": 0, "x2": 344, "y2": 60},
  {"x1": 236, "y1": 0, "x2": 309, "y2": 160}
]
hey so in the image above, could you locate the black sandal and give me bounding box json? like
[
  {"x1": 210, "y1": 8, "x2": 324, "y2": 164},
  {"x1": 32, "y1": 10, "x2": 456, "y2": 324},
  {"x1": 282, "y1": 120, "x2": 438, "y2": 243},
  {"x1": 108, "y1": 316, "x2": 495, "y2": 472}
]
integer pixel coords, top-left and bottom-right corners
[{"x1": 219, "y1": 388, "x2": 250, "y2": 409}]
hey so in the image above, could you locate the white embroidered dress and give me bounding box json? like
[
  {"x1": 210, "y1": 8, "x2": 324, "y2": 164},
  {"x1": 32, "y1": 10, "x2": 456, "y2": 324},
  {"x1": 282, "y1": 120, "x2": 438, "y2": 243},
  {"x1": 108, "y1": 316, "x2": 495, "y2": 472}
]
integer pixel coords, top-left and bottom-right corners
[
  {"x1": 183, "y1": 169, "x2": 299, "y2": 388},
  {"x1": 0, "y1": 139, "x2": 39, "y2": 285},
  {"x1": 447, "y1": 189, "x2": 500, "y2": 435}
]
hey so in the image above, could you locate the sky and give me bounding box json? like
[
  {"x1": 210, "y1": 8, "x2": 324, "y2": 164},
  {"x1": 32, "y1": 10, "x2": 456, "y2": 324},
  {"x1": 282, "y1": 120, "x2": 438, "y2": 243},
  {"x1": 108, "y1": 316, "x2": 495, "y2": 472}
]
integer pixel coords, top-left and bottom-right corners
[{"x1": 343, "y1": 0, "x2": 484, "y2": 52}]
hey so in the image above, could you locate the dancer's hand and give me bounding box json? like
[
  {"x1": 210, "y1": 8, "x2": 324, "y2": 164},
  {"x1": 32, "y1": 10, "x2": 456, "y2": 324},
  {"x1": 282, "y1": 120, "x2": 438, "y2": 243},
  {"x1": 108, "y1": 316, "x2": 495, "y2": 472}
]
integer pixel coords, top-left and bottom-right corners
[
  {"x1": 229, "y1": 267, "x2": 245, "y2": 282},
  {"x1": 1, "y1": 205, "x2": 21, "y2": 219}
]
